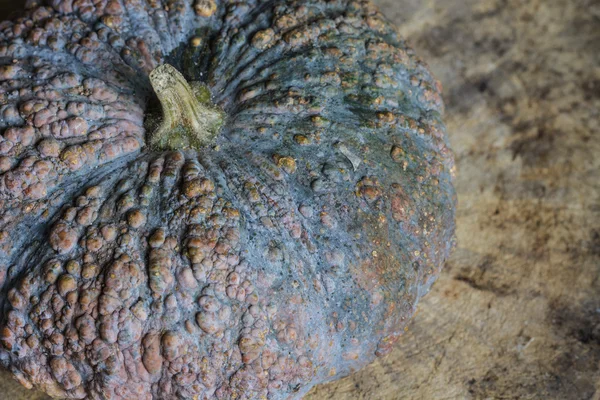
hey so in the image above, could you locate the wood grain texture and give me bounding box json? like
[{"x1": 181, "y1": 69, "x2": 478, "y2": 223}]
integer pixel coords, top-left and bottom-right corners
[{"x1": 0, "y1": 0, "x2": 599, "y2": 399}]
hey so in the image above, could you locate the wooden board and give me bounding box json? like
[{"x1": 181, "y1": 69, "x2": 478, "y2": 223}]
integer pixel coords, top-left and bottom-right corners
[{"x1": 0, "y1": 0, "x2": 599, "y2": 399}]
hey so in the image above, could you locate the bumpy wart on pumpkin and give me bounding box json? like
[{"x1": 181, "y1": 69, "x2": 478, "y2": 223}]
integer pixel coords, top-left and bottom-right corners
[{"x1": 0, "y1": 0, "x2": 455, "y2": 399}]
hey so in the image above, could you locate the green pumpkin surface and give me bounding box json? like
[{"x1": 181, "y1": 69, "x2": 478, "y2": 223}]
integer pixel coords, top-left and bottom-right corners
[{"x1": 0, "y1": 0, "x2": 455, "y2": 398}]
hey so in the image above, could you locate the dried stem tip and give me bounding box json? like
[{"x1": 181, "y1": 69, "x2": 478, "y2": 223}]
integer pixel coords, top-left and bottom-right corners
[{"x1": 149, "y1": 64, "x2": 224, "y2": 150}]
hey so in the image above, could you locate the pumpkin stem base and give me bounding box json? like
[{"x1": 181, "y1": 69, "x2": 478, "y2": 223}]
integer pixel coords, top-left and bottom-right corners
[{"x1": 148, "y1": 64, "x2": 224, "y2": 150}]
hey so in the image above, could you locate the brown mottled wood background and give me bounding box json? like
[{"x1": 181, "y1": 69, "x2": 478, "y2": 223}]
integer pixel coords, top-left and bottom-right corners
[{"x1": 0, "y1": 0, "x2": 599, "y2": 399}]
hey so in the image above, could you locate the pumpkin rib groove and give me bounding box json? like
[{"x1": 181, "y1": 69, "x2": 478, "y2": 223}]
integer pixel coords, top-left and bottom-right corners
[
  {"x1": 210, "y1": 13, "x2": 351, "y2": 99},
  {"x1": 212, "y1": 5, "x2": 348, "y2": 78}
]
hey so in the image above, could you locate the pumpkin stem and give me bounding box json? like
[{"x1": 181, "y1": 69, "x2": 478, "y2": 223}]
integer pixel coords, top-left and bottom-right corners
[{"x1": 148, "y1": 64, "x2": 224, "y2": 150}]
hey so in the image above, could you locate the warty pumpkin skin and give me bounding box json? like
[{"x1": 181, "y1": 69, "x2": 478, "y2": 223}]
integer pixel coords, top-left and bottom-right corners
[{"x1": 0, "y1": 0, "x2": 456, "y2": 399}]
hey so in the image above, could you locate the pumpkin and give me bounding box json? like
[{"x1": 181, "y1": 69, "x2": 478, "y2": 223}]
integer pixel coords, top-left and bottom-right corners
[{"x1": 0, "y1": 0, "x2": 455, "y2": 398}]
